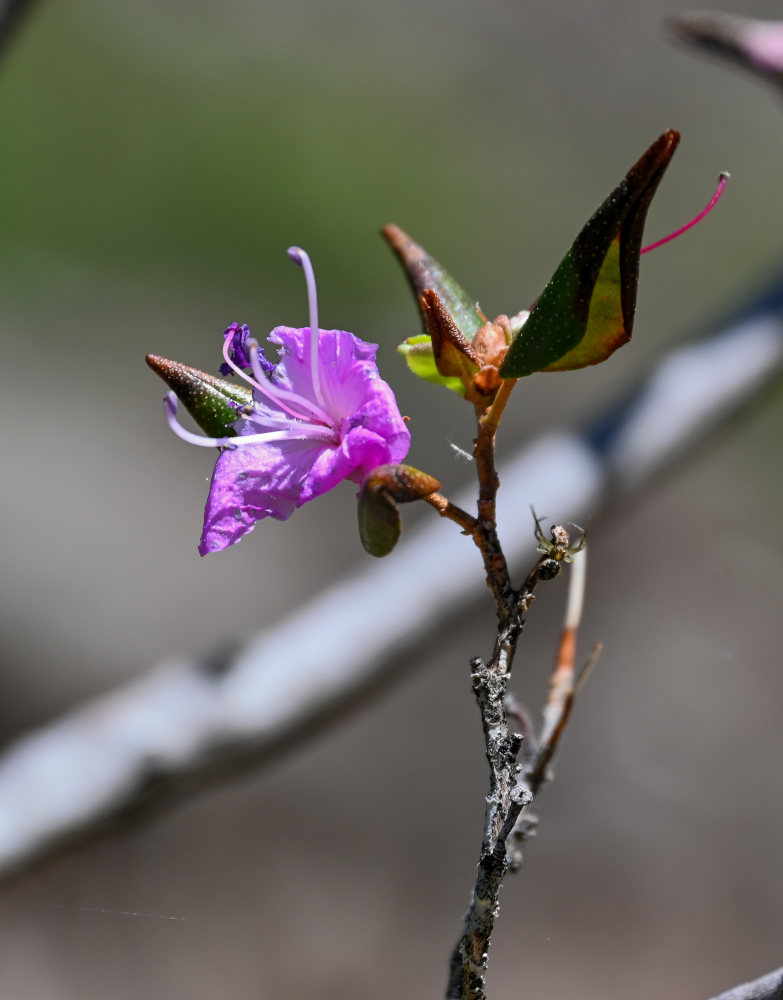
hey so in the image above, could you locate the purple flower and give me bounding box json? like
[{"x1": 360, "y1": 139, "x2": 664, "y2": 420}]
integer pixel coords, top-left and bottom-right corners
[{"x1": 164, "y1": 248, "x2": 410, "y2": 555}]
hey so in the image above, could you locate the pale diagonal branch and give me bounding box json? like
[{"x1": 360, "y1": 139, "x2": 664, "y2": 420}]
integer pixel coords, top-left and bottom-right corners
[
  {"x1": 706, "y1": 967, "x2": 783, "y2": 1000},
  {"x1": 0, "y1": 279, "x2": 782, "y2": 885}
]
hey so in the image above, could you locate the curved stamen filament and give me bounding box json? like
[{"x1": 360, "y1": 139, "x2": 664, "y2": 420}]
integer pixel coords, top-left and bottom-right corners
[
  {"x1": 164, "y1": 393, "x2": 335, "y2": 448},
  {"x1": 220, "y1": 330, "x2": 330, "y2": 425},
  {"x1": 236, "y1": 406, "x2": 303, "y2": 427},
  {"x1": 236, "y1": 402, "x2": 327, "y2": 434},
  {"x1": 230, "y1": 426, "x2": 336, "y2": 445},
  {"x1": 246, "y1": 340, "x2": 331, "y2": 424},
  {"x1": 642, "y1": 171, "x2": 729, "y2": 255},
  {"x1": 164, "y1": 393, "x2": 230, "y2": 447},
  {"x1": 287, "y1": 246, "x2": 332, "y2": 414}
]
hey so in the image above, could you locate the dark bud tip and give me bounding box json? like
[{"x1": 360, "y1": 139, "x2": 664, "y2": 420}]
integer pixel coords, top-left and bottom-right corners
[
  {"x1": 382, "y1": 224, "x2": 487, "y2": 341},
  {"x1": 145, "y1": 353, "x2": 178, "y2": 380},
  {"x1": 145, "y1": 353, "x2": 252, "y2": 437},
  {"x1": 381, "y1": 223, "x2": 410, "y2": 257}
]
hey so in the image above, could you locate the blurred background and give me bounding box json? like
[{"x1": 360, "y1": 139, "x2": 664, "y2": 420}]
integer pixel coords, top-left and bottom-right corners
[{"x1": 0, "y1": 0, "x2": 781, "y2": 997}]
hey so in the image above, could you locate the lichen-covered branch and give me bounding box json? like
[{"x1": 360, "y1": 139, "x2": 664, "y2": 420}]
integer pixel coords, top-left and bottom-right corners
[{"x1": 446, "y1": 551, "x2": 559, "y2": 1000}]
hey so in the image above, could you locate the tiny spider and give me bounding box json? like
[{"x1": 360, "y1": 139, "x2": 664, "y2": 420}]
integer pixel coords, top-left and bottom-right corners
[{"x1": 531, "y1": 507, "x2": 587, "y2": 565}]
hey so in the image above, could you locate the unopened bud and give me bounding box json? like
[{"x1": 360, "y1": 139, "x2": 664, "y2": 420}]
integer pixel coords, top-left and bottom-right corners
[
  {"x1": 146, "y1": 354, "x2": 251, "y2": 437},
  {"x1": 364, "y1": 464, "x2": 442, "y2": 504}
]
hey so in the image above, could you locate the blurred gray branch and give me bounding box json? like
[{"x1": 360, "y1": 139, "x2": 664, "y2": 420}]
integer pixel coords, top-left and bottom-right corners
[
  {"x1": 0, "y1": 278, "x2": 782, "y2": 886},
  {"x1": 707, "y1": 967, "x2": 783, "y2": 1000}
]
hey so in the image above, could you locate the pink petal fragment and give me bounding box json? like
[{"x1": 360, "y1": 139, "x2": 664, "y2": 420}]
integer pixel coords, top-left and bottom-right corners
[{"x1": 199, "y1": 439, "x2": 325, "y2": 554}]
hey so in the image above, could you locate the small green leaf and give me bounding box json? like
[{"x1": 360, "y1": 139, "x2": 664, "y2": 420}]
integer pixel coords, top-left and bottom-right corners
[
  {"x1": 358, "y1": 486, "x2": 402, "y2": 557},
  {"x1": 398, "y1": 336, "x2": 467, "y2": 395},
  {"x1": 358, "y1": 465, "x2": 442, "y2": 557},
  {"x1": 146, "y1": 354, "x2": 252, "y2": 437},
  {"x1": 499, "y1": 129, "x2": 680, "y2": 378},
  {"x1": 382, "y1": 224, "x2": 487, "y2": 341}
]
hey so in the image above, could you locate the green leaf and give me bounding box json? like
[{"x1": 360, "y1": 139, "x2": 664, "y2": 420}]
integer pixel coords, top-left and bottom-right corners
[
  {"x1": 499, "y1": 129, "x2": 680, "y2": 378},
  {"x1": 358, "y1": 486, "x2": 401, "y2": 557},
  {"x1": 398, "y1": 335, "x2": 467, "y2": 395},
  {"x1": 146, "y1": 354, "x2": 252, "y2": 437},
  {"x1": 382, "y1": 224, "x2": 487, "y2": 341},
  {"x1": 357, "y1": 465, "x2": 442, "y2": 557}
]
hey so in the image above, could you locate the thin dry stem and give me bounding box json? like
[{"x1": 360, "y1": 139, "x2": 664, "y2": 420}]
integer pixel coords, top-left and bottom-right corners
[
  {"x1": 529, "y1": 642, "x2": 601, "y2": 796},
  {"x1": 423, "y1": 492, "x2": 479, "y2": 535},
  {"x1": 481, "y1": 377, "x2": 516, "y2": 436},
  {"x1": 472, "y1": 397, "x2": 513, "y2": 615},
  {"x1": 446, "y1": 499, "x2": 597, "y2": 1000}
]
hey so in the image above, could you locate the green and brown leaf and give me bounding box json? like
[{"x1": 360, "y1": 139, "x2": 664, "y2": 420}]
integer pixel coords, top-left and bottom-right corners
[{"x1": 499, "y1": 129, "x2": 680, "y2": 377}]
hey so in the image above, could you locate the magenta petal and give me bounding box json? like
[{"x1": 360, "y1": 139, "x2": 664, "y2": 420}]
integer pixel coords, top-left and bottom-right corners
[
  {"x1": 300, "y1": 427, "x2": 385, "y2": 503},
  {"x1": 199, "y1": 439, "x2": 325, "y2": 555},
  {"x1": 268, "y1": 326, "x2": 377, "y2": 406},
  {"x1": 348, "y1": 376, "x2": 411, "y2": 466}
]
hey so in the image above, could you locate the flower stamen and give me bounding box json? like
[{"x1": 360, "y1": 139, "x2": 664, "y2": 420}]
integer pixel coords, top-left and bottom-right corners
[
  {"x1": 220, "y1": 328, "x2": 331, "y2": 425},
  {"x1": 227, "y1": 426, "x2": 336, "y2": 445},
  {"x1": 164, "y1": 393, "x2": 233, "y2": 448},
  {"x1": 164, "y1": 393, "x2": 335, "y2": 449},
  {"x1": 237, "y1": 400, "x2": 336, "y2": 438},
  {"x1": 641, "y1": 171, "x2": 729, "y2": 255},
  {"x1": 287, "y1": 246, "x2": 334, "y2": 415}
]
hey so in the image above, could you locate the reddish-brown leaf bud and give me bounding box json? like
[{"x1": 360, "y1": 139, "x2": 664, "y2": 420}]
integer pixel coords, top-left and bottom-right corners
[
  {"x1": 364, "y1": 464, "x2": 442, "y2": 504},
  {"x1": 420, "y1": 290, "x2": 479, "y2": 380}
]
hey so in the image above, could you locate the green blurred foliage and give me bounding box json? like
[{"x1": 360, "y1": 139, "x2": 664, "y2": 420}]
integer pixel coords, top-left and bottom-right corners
[
  {"x1": 0, "y1": 1, "x2": 506, "y2": 317},
  {"x1": 2, "y1": 0, "x2": 782, "y2": 367}
]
